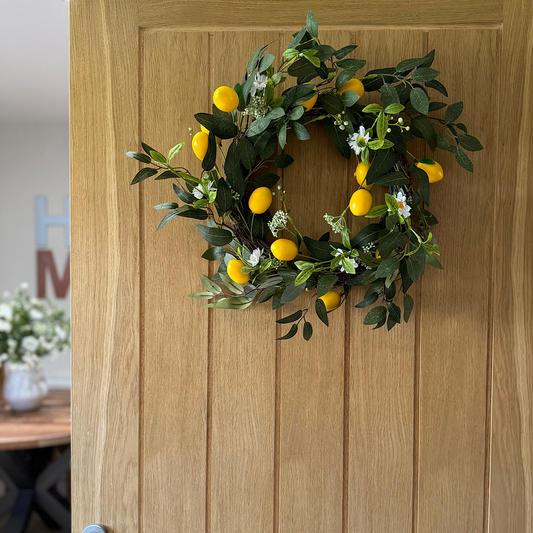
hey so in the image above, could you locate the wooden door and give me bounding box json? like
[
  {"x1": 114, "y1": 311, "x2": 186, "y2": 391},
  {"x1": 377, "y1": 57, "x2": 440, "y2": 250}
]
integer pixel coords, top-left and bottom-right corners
[{"x1": 70, "y1": 1, "x2": 533, "y2": 532}]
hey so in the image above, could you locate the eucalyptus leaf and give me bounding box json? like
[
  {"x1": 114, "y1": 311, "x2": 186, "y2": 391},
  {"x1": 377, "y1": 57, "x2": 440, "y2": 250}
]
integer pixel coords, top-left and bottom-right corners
[
  {"x1": 315, "y1": 298, "x2": 329, "y2": 326},
  {"x1": 197, "y1": 224, "x2": 233, "y2": 246},
  {"x1": 410, "y1": 87, "x2": 430, "y2": 115}
]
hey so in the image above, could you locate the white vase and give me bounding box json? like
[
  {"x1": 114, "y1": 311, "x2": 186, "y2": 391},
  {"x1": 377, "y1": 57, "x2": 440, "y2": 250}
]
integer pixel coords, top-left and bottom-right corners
[{"x1": 3, "y1": 360, "x2": 49, "y2": 411}]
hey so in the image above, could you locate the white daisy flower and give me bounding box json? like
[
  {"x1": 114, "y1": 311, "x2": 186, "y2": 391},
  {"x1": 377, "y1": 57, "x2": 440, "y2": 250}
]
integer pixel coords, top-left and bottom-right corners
[
  {"x1": 248, "y1": 248, "x2": 264, "y2": 267},
  {"x1": 30, "y1": 309, "x2": 44, "y2": 321},
  {"x1": 0, "y1": 319, "x2": 12, "y2": 333},
  {"x1": 348, "y1": 125, "x2": 371, "y2": 155},
  {"x1": 251, "y1": 73, "x2": 268, "y2": 97},
  {"x1": 192, "y1": 180, "x2": 215, "y2": 200},
  {"x1": 394, "y1": 190, "x2": 411, "y2": 219},
  {"x1": 335, "y1": 249, "x2": 358, "y2": 273}
]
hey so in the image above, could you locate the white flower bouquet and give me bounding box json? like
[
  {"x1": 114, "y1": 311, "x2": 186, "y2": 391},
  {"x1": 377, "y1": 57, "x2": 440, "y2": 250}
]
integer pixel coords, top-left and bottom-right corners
[{"x1": 0, "y1": 283, "x2": 70, "y2": 367}]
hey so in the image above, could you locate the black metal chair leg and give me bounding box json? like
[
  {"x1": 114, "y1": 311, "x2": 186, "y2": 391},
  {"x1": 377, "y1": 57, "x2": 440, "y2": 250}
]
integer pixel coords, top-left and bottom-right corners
[{"x1": 2, "y1": 489, "x2": 34, "y2": 533}]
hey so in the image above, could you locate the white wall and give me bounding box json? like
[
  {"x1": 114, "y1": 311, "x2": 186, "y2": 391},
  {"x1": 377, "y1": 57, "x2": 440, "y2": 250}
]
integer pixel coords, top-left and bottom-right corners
[{"x1": 0, "y1": 122, "x2": 70, "y2": 388}]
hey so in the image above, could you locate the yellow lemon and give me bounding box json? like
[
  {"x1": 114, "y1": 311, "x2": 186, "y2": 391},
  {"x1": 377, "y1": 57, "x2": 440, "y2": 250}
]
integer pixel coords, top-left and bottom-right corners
[
  {"x1": 338, "y1": 78, "x2": 365, "y2": 100},
  {"x1": 355, "y1": 161, "x2": 372, "y2": 190},
  {"x1": 192, "y1": 132, "x2": 209, "y2": 160},
  {"x1": 349, "y1": 189, "x2": 373, "y2": 216},
  {"x1": 227, "y1": 259, "x2": 250, "y2": 284},
  {"x1": 213, "y1": 86, "x2": 239, "y2": 112},
  {"x1": 299, "y1": 83, "x2": 318, "y2": 112},
  {"x1": 319, "y1": 290, "x2": 342, "y2": 312},
  {"x1": 200, "y1": 125, "x2": 221, "y2": 144},
  {"x1": 271, "y1": 239, "x2": 298, "y2": 262},
  {"x1": 416, "y1": 159, "x2": 444, "y2": 184},
  {"x1": 248, "y1": 187, "x2": 273, "y2": 214}
]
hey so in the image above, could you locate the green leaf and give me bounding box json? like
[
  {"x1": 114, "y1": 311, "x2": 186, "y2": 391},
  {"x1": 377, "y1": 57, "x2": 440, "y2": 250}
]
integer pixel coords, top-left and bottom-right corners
[
  {"x1": 385, "y1": 193, "x2": 398, "y2": 213},
  {"x1": 404, "y1": 293, "x2": 414, "y2": 323},
  {"x1": 280, "y1": 281, "x2": 306, "y2": 305},
  {"x1": 445, "y1": 101, "x2": 463, "y2": 123},
  {"x1": 368, "y1": 140, "x2": 384, "y2": 150},
  {"x1": 154, "y1": 202, "x2": 179, "y2": 210},
  {"x1": 278, "y1": 122, "x2": 288, "y2": 149},
  {"x1": 380, "y1": 83, "x2": 400, "y2": 106},
  {"x1": 303, "y1": 236, "x2": 336, "y2": 261},
  {"x1": 379, "y1": 231, "x2": 405, "y2": 258},
  {"x1": 202, "y1": 247, "x2": 226, "y2": 261},
  {"x1": 206, "y1": 297, "x2": 253, "y2": 310},
  {"x1": 411, "y1": 116, "x2": 437, "y2": 151},
  {"x1": 341, "y1": 257, "x2": 356, "y2": 274},
  {"x1": 154, "y1": 170, "x2": 177, "y2": 181},
  {"x1": 202, "y1": 132, "x2": 217, "y2": 171},
  {"x1": 429, "y1": 101, "x2": 447, "y2": 112},
  {"x1": 247, "y1": 117, "x2": 271, "y2": 137},
  {"x1": 425, "y1": 79, "x2": 448, "y2": 97},
  {"x1": 436, "y1": 132, "x2": 456, "y2": 153},
  {"x1": 455, "y1": 148, "x2": 474, "y2": 172},
  {"x1": 406, "y1": 247, "x2": 426, "y2": 282},
  {"x1": 265, "y1": 107, "x2": 285, "y2": 121},
  {"x1": 168, "y1": 142, "x2": 185, "y2": 162},
  {"x1": 426, "y1": 253, "x2": 443, "y2": 269},
  {"x1": 316, "y1": 274, "x2": 339, "y2": 297},
  {"x1": 126, "y1": 151, "x2": 151, "y2": 163},
  {"x1": 409, "y1": 165, "x2": 430, "y2": 206},
  {"x1": 130, "y1": 167, "x2": 158, "y2": 185},
  {"x1": 377, "y1": 112, "x2": 388, "y2": 140},
  {"x1": 355, "y1": 291, "x2": 379, "y2": 308},
  {"x1": 420, "y1": 49, "x2": 435, "y2": 68},
  {"x1": 156, "y1": 210, "x2": 179, "y2": 230},
  {"x1": 247, "y1": 45, "x2": 264, "y2": 73},
  {"x1": 303, "y1": 321, "x2": 313, "y2": 341},
  {"x1": 410, "y1": 87, "x2": 430, "y2": 115},
  {"x1": 197, "y1": 224, "x2": 233, "y2": 246},
  {"x1": 253, "y1": 173, "x2": 280, "y2": 188},
  {"x1": 363, "y1": 306, "x2": 387, "y2": 325},
  {"x1": 315, "y1": 298, "x2": 329, "y2": 326},
  {"x1": 216, "y1": 178, "x2": 233, "y2": 212},
  {"x1": 149, "y1": 150, "x2": 167, "y2": 164},
  {"x1": 141, "y1": 142, "x2": 156, "y2": 155},
  {"x1": 351, "y1": 223, "x2": 383, "y2": 249},
  {"x1": 199, "y1": 274, "x2": 222, "y2": 295},
  {"x1": 361, "y1": 103, "x2": 383, "y2": 114},
  {"x1": 238, "y1": 137, "x2": 256, "y2": 169},
  {"x1": 365, "y1": 205, "x2": 389, "y2": 218},
  {"x1": 334, "y1": 45, "x2": 357, "y2": 59},
  {"x1": 365, "y1": 149, "x2": 398, "y2": 185},
  {"x1": 288, "y1": 106, "x2": 305, "y2": 121},
  {"x1": 272, "y1": 153, "x2": 294, "y2": 168},
  {"x1": 277, "y1": 323, "x2": 298, "y2": 341},
  {"x1": 375, "y1": 257, "x2": 400, "y2": 279},
  {"x1": 324, "y1": 118, "x2": 351, "y2": 159},
  {"x1": 370, "y1": 171, "x2": 409, "y2": 187},
  {"x1": 315, "y1": 45, "x2": 336, "y2": 61},
  {"x1": 341, "y1": 89, "x2": 360, "y2": 107},
  {"x1": 259, "y1": 53, "x2": 275, "y2": 72},
  {"x1": 290, "y1": 121, "x2": 311, "y2": 141},
  {"x1": 320, "y1": 93, "x2": 345, "y2": 115},
  {"x1": 257, "y1": 285, "x2": 279, "y2": 304},
  {"x1": 411, "y1": 67, "x2": 439, "y2": 82},
  {"x1": 295, "y1": 267, "x2": 314, "y2": 286},
  {"x1": 396, "y1": 57, "x2": 426, "y2": 72},
  {"x1": 175, "y1": 206, "x2": 208, "y2": 220},
  {"x1": 224, "y1": 140, "x2": 245, "y2": 196},
  {"x1": 384, "y1": 103, "x2": 405, "y2": 115},
  {"x1": 388, "y1": 301, "x2": 401, "y2": 323},
  {"x1": 458, "y1": 135, "x2": 483, "y2": 152},
  {"x1": 276, "y1": 310, "x2": 303, "y2": 324},
  {"x1": 194, "y1": 112, "x2": 236, "y2": 139},
  {"x1": 306, "y1": 8, "x2": 319, "y2": 37},
  {"x1": 188, "y1": 291, "x2": 214, "y2": 299},
  {"x1": 173, "y1": 184, "x2": 195, "y2": 204}
]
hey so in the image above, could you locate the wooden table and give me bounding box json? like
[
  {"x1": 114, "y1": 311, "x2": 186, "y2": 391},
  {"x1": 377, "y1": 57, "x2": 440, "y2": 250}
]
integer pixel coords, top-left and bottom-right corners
[{"x1": 0, "y1": 391, "x2": 71, "y2": 533}]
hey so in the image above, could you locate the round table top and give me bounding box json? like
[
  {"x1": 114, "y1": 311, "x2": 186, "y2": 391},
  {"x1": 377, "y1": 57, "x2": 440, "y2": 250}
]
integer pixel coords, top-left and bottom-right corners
[{"x1": 0, "y1": 390, "x2": 71, "y2": 451}]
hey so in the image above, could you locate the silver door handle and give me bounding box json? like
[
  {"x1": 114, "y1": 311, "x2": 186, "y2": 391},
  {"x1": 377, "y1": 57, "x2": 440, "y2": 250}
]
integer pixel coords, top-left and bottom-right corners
[{"x1": 82, "y1": 525, "x2": 108, "y2": 533}]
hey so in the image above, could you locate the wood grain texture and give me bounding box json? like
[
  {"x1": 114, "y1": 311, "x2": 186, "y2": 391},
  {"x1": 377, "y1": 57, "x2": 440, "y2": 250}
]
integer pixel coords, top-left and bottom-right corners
[
  {"x1": 142, "y1": 30, "x2": 209, "y2": 533},
  {"x1": 417, "y1": 29, "x2": 500, "y2": 533},
  {"x1": 209, "y1": 31, "x2": 279, "y2": 533},
  {"x1": 277, "y1": 30, "x2": 349, "y2": 533},
  {"x1": 139, "y1": 0, "x2": 502, "y2": 29},
  {"x1": 490, "y1": 0, "x2": 533, "y2": 530},
  {"x1": 0, "y1": 391, "x2": 70, "y2": 451},
  {"x1": 70, "y1": 0, "x2": 140, "y2": 531},
  {"x1": 347, "y1": 30, "x2": 425, "y2": 533}
]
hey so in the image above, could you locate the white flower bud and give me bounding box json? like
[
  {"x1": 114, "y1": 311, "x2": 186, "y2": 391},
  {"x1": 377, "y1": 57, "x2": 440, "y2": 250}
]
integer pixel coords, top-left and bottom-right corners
[
  {"x1": 405, "y1": 126, "x2": 410, "y2": 131},
  {"x1": 387, "y1": 128, "x2": 391, "y2": 133},
  {"x1": 398, "y1": 117, "x2": 404, "y2": 124}
]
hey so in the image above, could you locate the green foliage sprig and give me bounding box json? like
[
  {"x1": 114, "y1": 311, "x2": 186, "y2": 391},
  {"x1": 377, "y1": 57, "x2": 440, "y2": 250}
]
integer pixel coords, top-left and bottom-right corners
[{"x1": 127, "y1": 9, "x2": 483, "y2": 341}]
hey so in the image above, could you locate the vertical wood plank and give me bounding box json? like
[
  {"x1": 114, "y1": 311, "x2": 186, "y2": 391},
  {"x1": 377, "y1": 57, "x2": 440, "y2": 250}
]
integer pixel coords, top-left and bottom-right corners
[
  {"x1": 209, "y1": 31, "x2": 279, "y2": 533},
  {"x1": 278, "y1": 29, "x2": 350, "y2": 533},
  {"x1": 142, "y1": 30, "x2": 209, "y2": 533},
  {"x1": 70, "y1": 0, "x2": 140, "y2": 531},
  {"x1": 418, "y1": 29, "x2": 499, "y2": 533},
  {"x1": 491, "y1": 1, "x2": 533, "y2": 529},
  {"x1": 347, "y1": 30, "x2": 425, "y2": 533}
]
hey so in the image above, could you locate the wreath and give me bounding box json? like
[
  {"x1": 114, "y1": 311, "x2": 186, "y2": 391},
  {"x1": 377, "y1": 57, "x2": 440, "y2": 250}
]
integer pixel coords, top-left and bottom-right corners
[{"x1": 127, "y1": 9, "x2": 483, "y2": 341}]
